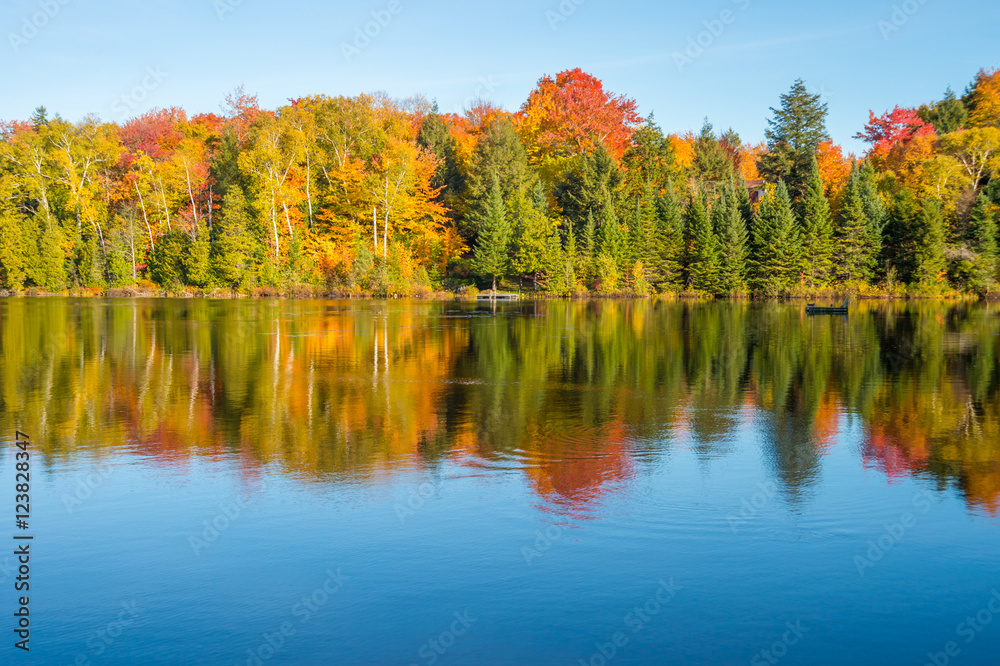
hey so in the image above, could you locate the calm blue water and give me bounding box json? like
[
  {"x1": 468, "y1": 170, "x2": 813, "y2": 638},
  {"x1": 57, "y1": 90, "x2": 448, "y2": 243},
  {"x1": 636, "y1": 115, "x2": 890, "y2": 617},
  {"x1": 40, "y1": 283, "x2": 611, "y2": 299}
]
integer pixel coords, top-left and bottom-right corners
[{"x1": 0, "y1": 298, "x2": 998, "y2": 665}]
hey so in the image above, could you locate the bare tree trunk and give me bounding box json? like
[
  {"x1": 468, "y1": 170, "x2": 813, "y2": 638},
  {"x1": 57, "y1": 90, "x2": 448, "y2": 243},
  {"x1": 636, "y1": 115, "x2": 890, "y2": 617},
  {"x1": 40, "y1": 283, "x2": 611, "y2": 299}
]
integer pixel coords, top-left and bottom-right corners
[{"x1": 134, "y1": 181, "x2": 154, "y2": 251}]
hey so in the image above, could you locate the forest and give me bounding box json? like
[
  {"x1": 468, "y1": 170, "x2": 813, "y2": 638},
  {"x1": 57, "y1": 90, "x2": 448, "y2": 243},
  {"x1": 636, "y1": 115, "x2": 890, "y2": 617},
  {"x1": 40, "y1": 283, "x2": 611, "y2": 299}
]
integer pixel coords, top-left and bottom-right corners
[{"x1": 1, "y1": 68, "x2": 999, "y2": 298}]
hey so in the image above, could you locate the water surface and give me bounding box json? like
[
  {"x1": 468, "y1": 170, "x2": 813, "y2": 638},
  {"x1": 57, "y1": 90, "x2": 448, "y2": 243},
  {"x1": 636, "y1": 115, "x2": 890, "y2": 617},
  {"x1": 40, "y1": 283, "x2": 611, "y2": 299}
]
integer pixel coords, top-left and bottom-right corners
[{"x1": 1, "y1": 298, "x2": 998, "y2": 665}]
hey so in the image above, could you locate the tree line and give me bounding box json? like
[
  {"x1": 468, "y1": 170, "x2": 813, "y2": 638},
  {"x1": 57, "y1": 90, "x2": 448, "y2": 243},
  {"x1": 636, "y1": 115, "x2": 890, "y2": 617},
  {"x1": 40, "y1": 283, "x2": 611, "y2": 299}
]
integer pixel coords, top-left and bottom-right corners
[{"x1": 1, "y1": 68, "x2": 998, "y2": 297}]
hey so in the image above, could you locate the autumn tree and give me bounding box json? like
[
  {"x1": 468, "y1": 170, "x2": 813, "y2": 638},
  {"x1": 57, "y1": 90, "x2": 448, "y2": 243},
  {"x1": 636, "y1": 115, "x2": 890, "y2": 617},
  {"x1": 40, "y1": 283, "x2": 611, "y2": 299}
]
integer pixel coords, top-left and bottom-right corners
[
  {"x1": 519, "y1": 68, "x2": 641, "y2": 184},
  {"x1": 965, "y1": 68, "x2": 1000, "y2": 128}
]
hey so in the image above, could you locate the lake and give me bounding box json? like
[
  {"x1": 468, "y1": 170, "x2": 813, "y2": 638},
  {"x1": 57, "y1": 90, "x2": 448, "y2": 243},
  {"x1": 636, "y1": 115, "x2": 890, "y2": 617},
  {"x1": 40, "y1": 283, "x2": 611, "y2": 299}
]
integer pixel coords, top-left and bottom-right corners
[{"x1": 1, "y1": 298, "x2": 998, "y2": 665}]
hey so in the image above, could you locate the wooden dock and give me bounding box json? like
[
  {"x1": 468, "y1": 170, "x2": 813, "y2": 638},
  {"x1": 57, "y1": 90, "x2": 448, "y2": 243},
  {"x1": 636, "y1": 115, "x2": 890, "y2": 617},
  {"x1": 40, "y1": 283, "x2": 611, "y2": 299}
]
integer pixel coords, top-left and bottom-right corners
[{"x1": 476, "y1": 292, "x2": 519, "y2": 301}]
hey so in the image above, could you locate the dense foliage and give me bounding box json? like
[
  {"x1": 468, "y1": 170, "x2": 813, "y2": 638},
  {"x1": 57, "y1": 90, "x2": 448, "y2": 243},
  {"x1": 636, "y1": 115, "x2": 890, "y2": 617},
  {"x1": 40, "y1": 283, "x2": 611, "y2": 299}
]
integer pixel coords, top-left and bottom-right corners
[{"x1": 2, "y1": 68, "x2": 999, "y2": 297}]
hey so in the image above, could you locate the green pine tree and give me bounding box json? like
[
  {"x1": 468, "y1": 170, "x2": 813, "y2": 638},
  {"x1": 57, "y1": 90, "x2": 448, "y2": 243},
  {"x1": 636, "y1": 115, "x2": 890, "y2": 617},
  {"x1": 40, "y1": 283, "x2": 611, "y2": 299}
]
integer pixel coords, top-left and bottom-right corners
[
  {"x1": 211, "y1": 189, "x2": 253, "y2": 289},
  {"x1": 598, "y1": 202, "x2": 626, "y2": 270},
  {"x1": 579, "y1": 210, "x2": 597, "y2": 285},
  {"x1": 833, "y1": 168, "x2": 877, "y2": 284},
  {"x1": 685, "y1": 194, "x2": 721, "y2": 293},
  {"x1": 798, "y1": 156, "x2": 834, "y2": 288},
  {"x1": 758, "y1": 79, "x2": 830, "y2": 199},
  {"x1": 966, "y1": 194, "x2": 997, "y2": 292},
  {"x1": 714, "y1": 186, "x2": 748, "y2": 294},
  {"x1": 472, "y1": 180, "x2": 512, "y2": 291},
  {"x1": 512, "y1": 185, "x2": 558, "y2": 290},
  {"x1": 882, "y1": 188, "x2": 919, "y2": 285},
  {"x1": 651, "y1": 181, "x2": 685, "y2": 291},
  {"x1": 913, "y1": 199, "x2": 947, "y2": 291},
  {"x1": 750, "y1": 181, "x2": 800, "y2": 294},
  {"x1": 185, "y1": 224, "x2": 212, "y2": 288},
  {"x1": 0, "y1": 209, "x2": 27, "y2": 291}
]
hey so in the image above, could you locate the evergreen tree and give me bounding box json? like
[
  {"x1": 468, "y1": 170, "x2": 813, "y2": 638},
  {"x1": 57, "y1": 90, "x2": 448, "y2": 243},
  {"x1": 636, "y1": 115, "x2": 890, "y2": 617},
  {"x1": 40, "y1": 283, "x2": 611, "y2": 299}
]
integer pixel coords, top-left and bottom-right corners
[
  {"x1": 734, "y1": 181, "x2": 755, "y2": 249},
  {"x1": 882, "y1": 188, "x2": 919, "y2": 284},
  {"x1": 597, "y1": 202, "x2": 626, "y2": 270},
  {"x1": 150, "y1": 229, "x2": 188, "y2": 289},
  {"x1": 917, "y1": 87, "x2": 967, "y2": 134},
  {"x1": 693, "y1": 119, "x2": 734, "y2": 189},
  {"x1": 512, "y1": 184, "x2": 558, "y2": 290},
  {"x1": 798, "y1": 156, "x2": 834, "y2": 287},
  {"x1": 464, "y1": 117, "x2": 535, "y2": 240},
  {"x1": 622, "y1": 113, "x2": 676, "y2": 195},
  {"x1": 30, "y1": 216, "x2": 66, "y2": 291},
  {"x1": 554, "y1": 144, "x2": 626, "y2": 237},
  {"x1": 857, "y1": 162, "x2": 886, "y2": 272},
  {"x1": 472, "y1": 180, "x2": 512, "y2": 291},
  {"x1": 759, "y1": 79, "x2": 830, "y2": 198},
  {"x1": 417, "y1": 106, "x2": 464, "y2": 204},
  {"x1": 750, "y1": 181, "x2": 800, "y2": 294},
  {"x1": 579, "y1": 210, "x2": 597, "y2": 285},
  {"x1": 913, "y1": 199, "x2": 947, "y2": 290},
  {"x1": 833, "y1": 167, "x2": 878, "y2": 284},
  {"x1": 30, "y1": 106, "x2": 49, "y2": 130},
  {"x1": 626, "y1": 183, "x2": 656, "y2": 269},
  {"x1": 185, "y1": 224, "x2": 212, "y2": 288},
  {"x1": 685, "y1": 194, "x2": 721, "y2": 293},
  {"x1": 212, "y1": 189, "x2": 253, "y2": 289},
  {"x1": 651, "y1": 181, "x2": 685, "y2": 291},
  {"x1": 714, "y1": 186, "x2": 748, "y2": 294},
  {"x1": 966, "y1": 194, "x2": 998, "y2": 291},
  {"x1": 0, "y1": 209, "x2": 27, "y2": 290}
]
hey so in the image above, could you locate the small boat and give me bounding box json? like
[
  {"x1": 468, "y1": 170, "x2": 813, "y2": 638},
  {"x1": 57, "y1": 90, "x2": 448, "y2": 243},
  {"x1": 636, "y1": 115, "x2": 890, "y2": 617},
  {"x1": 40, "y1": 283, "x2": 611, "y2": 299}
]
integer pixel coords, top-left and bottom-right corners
[{"x1": 806, "y1": 299, "x2": 849, "y2": 315}]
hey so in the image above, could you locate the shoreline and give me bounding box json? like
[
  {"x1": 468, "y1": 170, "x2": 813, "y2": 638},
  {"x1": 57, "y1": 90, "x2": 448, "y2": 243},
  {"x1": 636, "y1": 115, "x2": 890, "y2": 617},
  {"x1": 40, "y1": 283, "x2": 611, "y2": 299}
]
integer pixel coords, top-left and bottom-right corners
[{"x1": 0, "y1": 287, "x2": 991, "y2": 302}]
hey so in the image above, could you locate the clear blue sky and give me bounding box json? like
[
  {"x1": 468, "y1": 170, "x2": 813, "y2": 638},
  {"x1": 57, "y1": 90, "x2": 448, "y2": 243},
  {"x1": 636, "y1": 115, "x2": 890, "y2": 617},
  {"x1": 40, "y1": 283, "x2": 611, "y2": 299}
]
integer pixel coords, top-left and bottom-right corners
[{"x1": 1, "y1": 0, "x2": 997, "y2": 153}]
